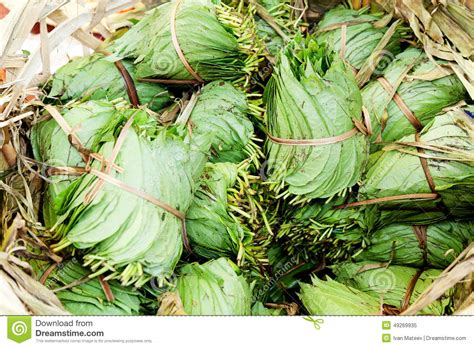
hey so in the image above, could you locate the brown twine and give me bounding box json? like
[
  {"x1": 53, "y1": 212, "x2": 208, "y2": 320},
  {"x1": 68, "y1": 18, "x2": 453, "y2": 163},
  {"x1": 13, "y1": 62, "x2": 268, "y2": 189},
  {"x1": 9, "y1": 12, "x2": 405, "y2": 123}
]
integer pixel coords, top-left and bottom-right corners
[
  {"x1": 39, "y1": 263, "x2": 58, "y2": 285},
  {"x1": 415, "y1": 133, "x2": 437, "y2": 194},
  {"x1": 113, "y1": 60, "x2": 141, "y2": 107},
  {"x1": 97, "y1": 50, "x2": 140, "y2": 107},
  {"x1": 401, "y1": 269, "x2": 423, "y2": 311},
  {"x1": 377, "y1": 77, "x2": 423, "y2": 131},
  {"x1": 99, "y1": 275, "x2": 115, "y2": 302},
  {"x1": 412, "y1": 225, "x2": 428, "y2": 266},
  {"x1": 267, "y1": 115, "x2": 371, "y2": 147},
  {"x1": 170, "y1": 0, "x2": 205, "y2": 83},
  {"x1": 267, "y1": 127, "x2": 359, "y2": 146}
]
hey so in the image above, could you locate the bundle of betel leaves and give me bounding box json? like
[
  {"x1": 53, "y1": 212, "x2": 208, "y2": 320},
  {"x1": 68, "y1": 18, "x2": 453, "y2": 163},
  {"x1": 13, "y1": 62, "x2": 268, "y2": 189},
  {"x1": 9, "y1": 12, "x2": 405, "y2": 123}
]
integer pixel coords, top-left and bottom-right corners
[
  {"x1": 2, "y1": 0, "x2": 474, "y2": 317},
  {"x1": 358, "y1": 106, "x2": 474, "y2": 219},
  {"x1": 314, "y1": 5, "x2": 405, "y2": 76},
  {"x1": 112, "y1": 0, "x2": 264, "y2": 86},
  {"x1": 264, "y1": 34, "x2": 369, "y2": 201},
  {"x1": 362, "y1": 47, "x2": 467, "y2": 143}
]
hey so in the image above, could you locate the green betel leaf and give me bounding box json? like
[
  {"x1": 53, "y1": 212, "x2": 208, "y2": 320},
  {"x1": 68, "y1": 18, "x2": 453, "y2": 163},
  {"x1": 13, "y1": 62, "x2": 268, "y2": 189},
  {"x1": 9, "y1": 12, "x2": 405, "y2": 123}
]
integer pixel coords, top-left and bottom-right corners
[
  {"x1": 356, "y1": 221, "x2": 474, "y2": 269},
  {"x1": 299, "y1": 276, "x2": 381, "y2": 315},
  {"x1": 359, "y1": 106, "x2": 474, "y2": 218},
  {"x1": 48, "y1": 53, "x2": 171, "y2": 112},
  {"x1": 174, "y1": 258, "x2": 252, "y2": 315},
  {"x1": 362, "y1": 48, "x2": 466, "y2": 143},
  {"x1": 112, "y1": 0, "x2": 263, "y2": 86},
  {"x1": 333, "y1": 262, "x2": 452, "y2": 315},
  {"x1": 265, "y1": 35, "x2": 368, "y2": 199}
]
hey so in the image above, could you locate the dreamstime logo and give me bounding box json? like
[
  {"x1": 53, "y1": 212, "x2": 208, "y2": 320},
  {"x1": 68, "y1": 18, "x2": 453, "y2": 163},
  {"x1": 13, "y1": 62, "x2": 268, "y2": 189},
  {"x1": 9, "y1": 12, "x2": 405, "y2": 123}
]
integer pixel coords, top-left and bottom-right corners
[
  {"x1": 367, "y1": 268, "x2": 396, "y2": 293},
  {"x1": 7, "y1": 316, "x2": 32, "y2": 343}
]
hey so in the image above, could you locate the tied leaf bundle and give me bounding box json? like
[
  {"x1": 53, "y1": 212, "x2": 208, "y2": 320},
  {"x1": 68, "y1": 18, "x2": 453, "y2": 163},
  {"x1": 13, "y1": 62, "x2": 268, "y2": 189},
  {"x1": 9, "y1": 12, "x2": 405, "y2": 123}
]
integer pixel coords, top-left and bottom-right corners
[
  {"x1": 112, "y1": 0, "x2": 263, "y2": 85},
  {"x1": 265, "y1": 35, "x2": 368, "y2": 200},
  {"x1": 164, "y1": 258, "x2": 252, "y2": 315},
  {"x1": 40, "y1": 261, "x2": 143, "y2": 315},
  {"x1": 315, "y1": 6, "x2": 403, "y2": 73},
  {"x1": 48, "y1": 53, "x2": 171, "y2": 112},
  {"x1": 299, "y1": 276, "x2": 381, "y2": 315},
  {"x1": 333, "y1": 262, "x2": 451, "y2": 315},
  {"x1": 362, "y1": 48, "x2": 466, "y2": 143},
  {"x1": 359, "y1": 106, "x2": 474, "y2": 218},
  {"x1": 186, "y1": 162, "x2": 254, "y2": 262},
  {"x1": 356, "y1": 221, "x2": 474, "y2": 269},
  {"x1": 32, "y1": 101, "x2": 202, "y2": 286}
]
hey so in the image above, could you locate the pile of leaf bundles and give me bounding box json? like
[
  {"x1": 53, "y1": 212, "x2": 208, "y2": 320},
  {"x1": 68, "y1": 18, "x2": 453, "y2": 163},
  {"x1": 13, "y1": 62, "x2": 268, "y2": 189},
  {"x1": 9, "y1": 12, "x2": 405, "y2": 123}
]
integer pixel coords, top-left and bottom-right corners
[
  {"x1": 112, "y1": 0, "x2": 263, "y2": 85},
  {"x1": 186, "y1": 162, "x2": 256, "y2": 263},
  {"x1": 0, "y1": 252, "x2": 67, "y2": 315},
  {"x1": 48, "y1": 53, "x2": 171, "y2": 112},
  {"x1": 264, "y1": 35, "x2": 368, "y2": 200},
  {"x1": 178, "y1": 81, "x2": 258, "y2": 164},
  {"x1": 362, "y1": 48, "x2": 466, "y2": 143},
  {"x1": 32, "y1": 101, "x2": 203, "y2": 286},
  {"x1": 359, "y1": 106, "x2": 474, "y2": 218},
  {"x1": 160, "y1": 258, "x2": 252, "y2": 315},
  {"x1": 39, "y1": 261, "x2": 142, "y2": 315},
  {"x1": 333, "y1": 262, "x2": 451, "y2": 315},
  {"x1": 299, "y1": 276, "x2": 382, "y2": 315},
  {"x1": 356, "y1": 221, "x2": 474, "y2": 269},
  {"x1": 315, "y1": 6, "x2": 403, "y2": 72}
]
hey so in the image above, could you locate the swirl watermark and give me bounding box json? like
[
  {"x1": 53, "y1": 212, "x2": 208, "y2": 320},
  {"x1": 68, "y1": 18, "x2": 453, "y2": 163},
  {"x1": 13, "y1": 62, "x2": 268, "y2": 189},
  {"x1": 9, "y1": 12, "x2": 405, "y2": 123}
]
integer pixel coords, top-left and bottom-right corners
[
  {"x1": 367, "y1": 268, "x2": 396, "y2": 293},
  {"x1": 155, "y1": 52, "x2": 180, "y2": 76},
  {"x1": 11, "y1": 321, "x2": 28, "y2": 336},
  {"x1": 368, "y1": 50, "x2": 396, "y2": 76}
]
